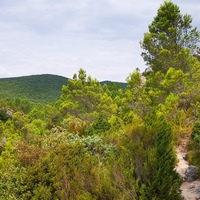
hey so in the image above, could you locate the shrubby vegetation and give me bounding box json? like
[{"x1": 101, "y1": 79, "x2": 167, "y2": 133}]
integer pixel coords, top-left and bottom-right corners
[{"x1": 0, "y1": 1, "x2": 200, "y2": 199}]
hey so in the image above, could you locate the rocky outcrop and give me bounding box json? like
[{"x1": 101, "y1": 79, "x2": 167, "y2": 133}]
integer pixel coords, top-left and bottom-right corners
[{"x1": 184, "y1": 165, "x2": 199, "y2": 182}]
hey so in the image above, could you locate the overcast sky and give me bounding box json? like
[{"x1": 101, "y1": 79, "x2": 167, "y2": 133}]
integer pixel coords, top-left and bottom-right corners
[{"x1": 0, "y1": 0, "x2": 200, "y2": 82}]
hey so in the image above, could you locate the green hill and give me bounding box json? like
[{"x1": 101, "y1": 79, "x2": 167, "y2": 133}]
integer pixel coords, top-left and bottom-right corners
[
  {"x1": 0, "y1": 74, "x2": 127, "y2": 104},
  {"x1": 0, "y1": 74, "x2": 68, "y2": 104},
  {"x1": 100, "y1": 80, "x2": 127, "y2": 89}
]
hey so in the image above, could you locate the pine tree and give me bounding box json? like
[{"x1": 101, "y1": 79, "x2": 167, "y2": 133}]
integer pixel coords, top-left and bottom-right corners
[
  {"x1": 141, "y1": 1, "x2": 200, "y2": 73},
  {"x1": 138, "y1": 114, "x2": 182, "y2": 199}
]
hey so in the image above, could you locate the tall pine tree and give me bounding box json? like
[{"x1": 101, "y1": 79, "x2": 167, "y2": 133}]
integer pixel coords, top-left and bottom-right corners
[
  {"x1": 141, "y1": 1, "x2": 200, "y2": 73},
  {"x1": 138, "y1": 114, "x2": 181, "y2": 199}
]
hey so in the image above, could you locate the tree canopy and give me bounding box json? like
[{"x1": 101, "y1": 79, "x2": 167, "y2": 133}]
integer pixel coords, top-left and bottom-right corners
[
  {"x1": 1, "y1": 1, "x2": 200, "y2": 199},
  {"x1": 141, "y1": 1, "x2": 200, "y2": 73}
]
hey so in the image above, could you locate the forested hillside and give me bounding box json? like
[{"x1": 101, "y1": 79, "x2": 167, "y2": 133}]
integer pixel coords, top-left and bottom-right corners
[
  {"x1": 0, "y1": 1, "x2": 200, "y2": 199},
  {"x1": 0, "y1": 74, "x2": 68, "y2": 104},
  {"x1": 0, "y1": 74, "x2": 126, "y2": 104}
]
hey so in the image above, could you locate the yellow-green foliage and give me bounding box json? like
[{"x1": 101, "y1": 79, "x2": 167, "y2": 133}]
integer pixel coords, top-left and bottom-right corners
[{"x1": 1, "y1": 1, "x2": 200, "y2": 198}]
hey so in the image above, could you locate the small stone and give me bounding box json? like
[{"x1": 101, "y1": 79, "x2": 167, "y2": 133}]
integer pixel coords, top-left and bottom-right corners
[
  {"x1": 195, "y1": 186, "x2": 200, "y2": 193},
  {"x1": 184, "y1": 165, "x2": 199, "y2": 182}
]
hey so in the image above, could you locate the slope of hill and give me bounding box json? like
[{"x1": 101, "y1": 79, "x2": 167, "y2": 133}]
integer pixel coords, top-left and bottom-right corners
[
  {"x1": 0, "y1": 74, "x2": 68, "y2": 104},
  {"x1": 0, "y1": 74, "x2": 127, "y2": 104},
  {"x1": 100, "y1": 80, "x2": 127, "y2": 89}
]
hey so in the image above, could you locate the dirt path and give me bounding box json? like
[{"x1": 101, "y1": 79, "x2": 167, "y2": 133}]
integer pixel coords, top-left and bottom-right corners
[{"x1": 175, "y1": 137, "x2": 200, "y2": 200}]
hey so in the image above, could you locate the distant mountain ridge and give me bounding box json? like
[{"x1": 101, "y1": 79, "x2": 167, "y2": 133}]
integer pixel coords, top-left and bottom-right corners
[{"x1": 0, "y1": 74, "x2": 126, "y2": 104}]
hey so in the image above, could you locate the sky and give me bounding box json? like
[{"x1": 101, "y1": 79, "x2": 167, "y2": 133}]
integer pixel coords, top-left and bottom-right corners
[{"x1": 0, "y1": 0, "x2": 200, "y2": 82}]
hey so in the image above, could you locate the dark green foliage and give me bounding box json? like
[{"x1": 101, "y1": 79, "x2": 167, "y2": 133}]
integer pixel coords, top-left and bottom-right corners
[
  {"x1": 88, "y1": 115, "x2": 111, "y2": 135},
  {"x1": 101, "y1": 81, "x2": 127, "y2": 91},
  {"x1": 133, "y1": 114, "x2": 182, "y2": 199},
  {"x1": 0, "y1": 74, "x2": 68, "y2": 104},
  {"x1": 149, "y1": 116, "x2": 181, "y2": 199},
  {"x1": 0, "y1": 109, "x2": 10, "y2": 122}
]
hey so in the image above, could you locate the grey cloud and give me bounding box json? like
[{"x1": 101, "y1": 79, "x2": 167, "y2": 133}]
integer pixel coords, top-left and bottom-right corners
[{"x1": 0, "y1": 0, "x2": 200, "y2": 81}]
